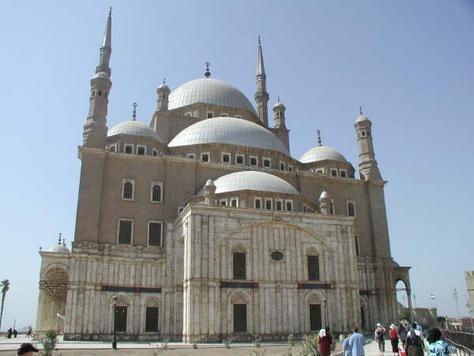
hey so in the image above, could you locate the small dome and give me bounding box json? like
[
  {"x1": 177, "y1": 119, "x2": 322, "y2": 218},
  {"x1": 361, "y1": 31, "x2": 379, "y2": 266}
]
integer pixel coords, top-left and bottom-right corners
[
  {"x1": 299, "y1": 145, "x2": 347, "y2": 163},
  {"x1": 107, "y1": 120, "x2": 162, "y2": 142},
  {"x1": 169, "y1": 117, "x2": 289, "y2": 155},
  {"x1": 199, "y1": 171, "x2": 299, "y2": 195},
  {"x1": 157, "y1": 83, "x2": 170, "y2": 93},
  {"x1": 93, "y1": 71, "x2": 109, "y2": 80},
  {"x1": 48, "y1": 244, "x2": 70, "y2": 254},
  {"x1": 319, "y1": 190, "x2": 329, "y2": 200},
  {"x1": 168, "y1": 78, "x2": 256, "y2": 114},
  {"x1": 355, "y1": 114, "x2": 370, "y2": 123},
  {"x1": 273, "y1": 100, "x2": 285, "y2": 110}
]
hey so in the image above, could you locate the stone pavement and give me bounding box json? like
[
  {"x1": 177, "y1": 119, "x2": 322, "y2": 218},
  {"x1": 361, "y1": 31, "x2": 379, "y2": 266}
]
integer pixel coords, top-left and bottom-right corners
[{"x1": 0, "y1": 335, "x2": 383, "y2": 355}]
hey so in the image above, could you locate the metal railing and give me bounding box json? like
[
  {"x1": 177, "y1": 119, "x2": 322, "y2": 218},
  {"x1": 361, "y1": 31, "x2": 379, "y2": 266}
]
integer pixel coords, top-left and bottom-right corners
[{"x1": 443, "y1": 329, "x2": 474, "y2": 355}]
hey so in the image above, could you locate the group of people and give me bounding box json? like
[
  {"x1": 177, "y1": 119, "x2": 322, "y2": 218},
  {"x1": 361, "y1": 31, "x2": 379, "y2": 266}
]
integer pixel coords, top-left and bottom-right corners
[
  {"x1": 6, "y1": 327, "x2": 18, "y2": 338},
  {"x1": 371, "y1": 321, "x2": 456, "y2": 356}
]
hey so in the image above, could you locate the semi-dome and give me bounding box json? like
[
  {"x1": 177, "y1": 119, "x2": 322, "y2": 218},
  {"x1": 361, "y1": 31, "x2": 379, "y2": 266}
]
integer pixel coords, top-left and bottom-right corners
[
  {"x1": 107, "y1": 120, "x2": 162, "y2": 142},
  {"x1": 199, "y1": 171, "x2": 299, "y2": 195},
  {"x1": 168, "y1": 78, "x2": 256, "y2": 114},
  {"x1": 48, "y1": 244, "x2": 70, "y2": 254},
  {"x1": 169, "y1": 117, "x2": 289, "y2": 155},
  {"x1": 299, "y1": 145, "x2": 347, "y2": 163}
]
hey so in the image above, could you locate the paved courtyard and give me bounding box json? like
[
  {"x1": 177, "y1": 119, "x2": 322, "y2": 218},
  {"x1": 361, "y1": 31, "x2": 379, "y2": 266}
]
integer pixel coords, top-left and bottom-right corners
[{"x1": 0, "y1": 335, "x2": 385, "y2": 355}]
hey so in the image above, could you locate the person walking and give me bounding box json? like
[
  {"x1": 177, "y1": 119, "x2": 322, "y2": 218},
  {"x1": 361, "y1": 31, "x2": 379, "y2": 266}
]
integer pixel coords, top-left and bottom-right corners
[
  {"x1": 426, "y1": 328, "x2": 456, "y2": 355},
  {"x1": 343, "y1": 331, "x2": 353, "y2": 356},
  {"x1": 405, "y1": 330, "x2": 424, "y2": 356},
  {"x1": 375, "y1": 323, "x2": 386, "y2": 354},
  {"x1": 318, "y1": 327, "x2": 333, "y2": 356},
  {"x1": 389, "y1": 324, "x2": 399, "y2": 355},
  {"x1": 348, "y1": 326, "x2": 365, "y2": 356},
  {"x1": 7, "y1": 328, "x2": 12, "y2": 339}
]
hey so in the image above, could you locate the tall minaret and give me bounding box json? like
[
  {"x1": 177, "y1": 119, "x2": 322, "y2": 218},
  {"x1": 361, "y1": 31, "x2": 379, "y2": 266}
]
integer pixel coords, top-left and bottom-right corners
[
  {"x1": 354, "y1": 107, "x2": 382, "y2": 180},
  {"x1": 83, "y1": 9, "x2": 113, "y2": 149},
  {"x1": 272, "y1": 97, "x2": 290, "y2": 150},
  {"x1": 255, "y1": 36, "x2": 269, "y2": 127}
]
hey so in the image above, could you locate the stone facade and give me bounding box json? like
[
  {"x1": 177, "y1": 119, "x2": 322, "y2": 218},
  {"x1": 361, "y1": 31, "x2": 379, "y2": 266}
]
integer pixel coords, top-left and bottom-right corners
[
  {"x1": 466, "y1": 271, "x2": 474, "y2": 315},
  {"x1": 35, "y1": 10, "x2": 410, "y2": 341}
]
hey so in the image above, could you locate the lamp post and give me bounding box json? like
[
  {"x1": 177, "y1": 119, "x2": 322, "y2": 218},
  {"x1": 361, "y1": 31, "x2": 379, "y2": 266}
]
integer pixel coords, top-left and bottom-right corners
[
  {"x1": 453, "y1": 287, "x2": 460, "y2": 322},
  {"x1": 322, "y1": 296, "x2": 329, "y2": 328},
  {"x1": 112, "y1": 295, "x2": 117, "y2": 350}
]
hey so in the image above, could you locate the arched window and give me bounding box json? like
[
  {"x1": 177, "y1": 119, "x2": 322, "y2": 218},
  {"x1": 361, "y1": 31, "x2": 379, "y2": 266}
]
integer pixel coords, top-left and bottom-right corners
[
  {"x1": 151, "y1": 183, "x2": 162, "y2": 202},
  {"x1": 347, "y1": 202, "x2": 356, "y2": 217},
  {"x1": 122, "y1": 181, "x2": 134, "y2": 200}
]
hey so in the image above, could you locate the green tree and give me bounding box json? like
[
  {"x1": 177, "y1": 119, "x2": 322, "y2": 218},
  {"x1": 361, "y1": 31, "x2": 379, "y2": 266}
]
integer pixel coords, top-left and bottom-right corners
[{"x1": 0, "y1": 279, "x2": 10, "y2": 331}]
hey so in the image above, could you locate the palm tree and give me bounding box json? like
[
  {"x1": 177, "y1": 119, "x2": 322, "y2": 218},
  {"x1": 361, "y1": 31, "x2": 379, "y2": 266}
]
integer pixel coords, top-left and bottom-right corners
[{"x1": 0, "y1": 279, "x2": 10, "y2": 331}]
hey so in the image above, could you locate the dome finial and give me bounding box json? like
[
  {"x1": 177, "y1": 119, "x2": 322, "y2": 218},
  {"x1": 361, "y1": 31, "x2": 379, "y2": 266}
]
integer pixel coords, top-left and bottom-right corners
[
  {"x1": 58, "y1": 232, "x2": 62, "y2": 245},
  {"x1": 204, "y1": 62, "x2": 211, "y2": 78},
  {"x1": 162, "y1": 77, "x2": 166, "y2": 85},
  {"x1": 132, "y1": 102, "x2": 137, "y2": 120},
  {"x1": 359, "y1": 106, "x2": 364, "y2": 115},
  {"x1": 317, "y1": 130, "x2": 322, "y2": 146},
  {"x1": 62, "y1": 238, "x2": 66, "y2": 246}
]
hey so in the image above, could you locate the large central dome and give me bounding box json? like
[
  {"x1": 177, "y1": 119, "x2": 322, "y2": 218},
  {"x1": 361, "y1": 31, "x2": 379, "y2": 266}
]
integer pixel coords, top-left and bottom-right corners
[
  {"x1": 169, "y1": 117, "x2": 289, "y2": 155},
  {"x1": 168, "y1": 78, "x2": 256, "y2": 114}
]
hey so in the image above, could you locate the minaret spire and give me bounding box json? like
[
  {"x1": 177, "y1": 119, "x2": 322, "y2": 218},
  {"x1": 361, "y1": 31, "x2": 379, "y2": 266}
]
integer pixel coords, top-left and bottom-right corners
[
  {"x1": 96, "y1": 7, "x2": 112, "y2": 76},
  {"x1": 83, "y1": 9, "x2": 113, "y2": 149},
  {"x1": 255, "y1": 36, "x2": 269, "y2": 127},
  {"x1": 317, "y1": 130, "x2": 322, "y2": 146}
]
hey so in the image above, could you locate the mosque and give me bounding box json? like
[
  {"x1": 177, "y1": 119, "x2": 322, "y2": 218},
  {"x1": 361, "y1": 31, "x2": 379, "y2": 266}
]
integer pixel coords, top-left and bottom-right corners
[{"x1": 35, "y1": 10, "x2": 411, "y2": 341}]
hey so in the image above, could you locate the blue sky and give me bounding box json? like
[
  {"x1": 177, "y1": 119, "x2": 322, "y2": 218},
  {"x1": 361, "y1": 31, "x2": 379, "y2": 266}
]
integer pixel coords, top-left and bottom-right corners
[{"x1": 0, "y1": 0, "x2": 473, "y2": 329}]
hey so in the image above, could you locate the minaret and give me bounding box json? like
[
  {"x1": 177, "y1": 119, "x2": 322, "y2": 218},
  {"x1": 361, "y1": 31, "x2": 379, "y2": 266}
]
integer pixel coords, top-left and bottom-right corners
[
  {"x1": 157, "y1": 78, "x2": 170, "y2": 112},
  {"x1": 255, "y1": 36, "x2": 269, "y2": 127},
  {"x1": 272, "y1": 97, "x2": 290, "y2": 150},
  {"x1": 83, "y1": 8, "x2": 113, "y2": 149},
  {"x1": 354, "y1": 107, "x2": 382, "y2": 180}
]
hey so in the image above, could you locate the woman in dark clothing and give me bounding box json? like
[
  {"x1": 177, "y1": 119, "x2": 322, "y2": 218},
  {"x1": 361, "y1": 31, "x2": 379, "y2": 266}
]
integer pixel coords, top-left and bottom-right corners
[{"x1": 318, "y1": 326, "x2": 333, "y2": 356}]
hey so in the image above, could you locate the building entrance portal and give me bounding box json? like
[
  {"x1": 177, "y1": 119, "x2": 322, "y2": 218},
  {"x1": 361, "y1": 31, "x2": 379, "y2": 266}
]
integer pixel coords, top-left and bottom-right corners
[{"x1": 310, "y1": 304, "x2": 322, "y2": 331}]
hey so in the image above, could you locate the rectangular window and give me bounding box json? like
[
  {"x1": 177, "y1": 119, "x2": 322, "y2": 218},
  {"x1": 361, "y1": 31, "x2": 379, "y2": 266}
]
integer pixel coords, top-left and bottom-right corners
[
  {"x1": 265, "y1": 199, "x2": 272, "y2": 210},
  {"x1": 118, "y1": 220, "x2": 133, "y2": 244},
  {"x1": 280, "y1": 161, "x2": 285, "y2": 171},
  {"x1": 145, "y1": 307, "x2": 159, "y2": 332},
  {"x1": 254, "y1": 198, "x2": 262, "y2": 209},
  {"x1": 347, "y1": 201, "x2": 356, "y2": 217},
  {"x1": 137, "y1": 145, "x2": 146, "y2": 155},
  {"x1": 249, "y1": 156, "x2": 258, "y2": 167},
  {"x1": 124, "y1": 144, "x2": 134, "y2": 154},
  {"x1": 307, "y1": 255, "x2": 320, "y2": 281},
  {"x1": 340, "y1": 169, "x2": 347, "y2": 178},
  {"x1": 219, "y1": 199, "x2": 228, "y2": 206},
  {"x1": 148, "y1": 222, "x2": 163, "y2": 246},
  {"x1": 222, "y1": 152, "x2": 231, "y2": 164},
  {"x1": 233, "y1": 252, "x2": 246, "y2": 280},
  {"x1": 201, "y1": 152, "x2": 210, "y2": 162},
  {"x1": 285, "y1": 200, "x2": 294, "y2": 211},
  {"x1": 114, "y1": 306, "x2": 127, "y2": 332},
  {"x1": 355, "y1": 235, "x2": 360, "y2": 256},
  {"x1": 275, "y1": 199, "x2": 283, "y2": 211},
  {"x1": 236, "y1": 154, "x2": 244, "y2": 165},
  {"x1": 331, "y1": 169, "x2": 338, "y2": 177},
  {"x1": 235, "y1": 115, "x2": 242, "y2": 118},
  {"x1": 233, "y1": 304, "x2": 247, "y2": 332},
  {"x1": 207, "y1": 111, "x2": 214, "y2": 118},
  {"x1": 186, "y1": 153, "x2": 195, "y2": 159},
  {"x1": 263, "y1": 158, "x2": 271, "y2": 168},
  {"x1": 109, "y1": 144, "x2": 117, "y2": 153},
  {"x1": 230, "y1": 198, "x2": 238, "y2": 207},
  {"x1": 316, "y1": 169, "x2": 324, "y2": 175},
  {"x1": 309, "y1": 304, "x2": 322, "y2": 331},
  {"x1": 221, "y1": 113, "x2": 228, "y2": 117}
]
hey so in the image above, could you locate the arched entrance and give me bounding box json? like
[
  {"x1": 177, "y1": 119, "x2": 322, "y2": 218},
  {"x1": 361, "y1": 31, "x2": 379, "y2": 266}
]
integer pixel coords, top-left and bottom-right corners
[
  {"x1": 37, "y1": 266, "x2": 69, "y2": 333},
  {"x1": 395, "y1": 279, "x2": 411, "y2": 321}
]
